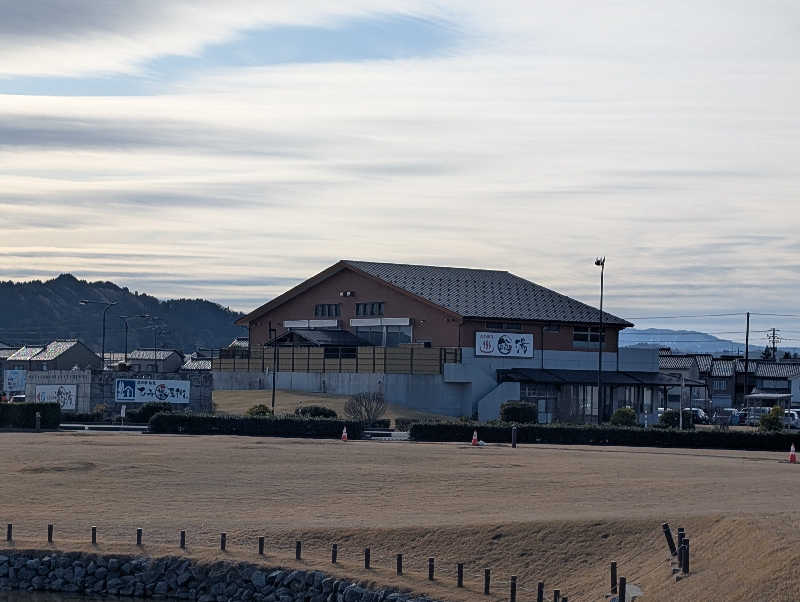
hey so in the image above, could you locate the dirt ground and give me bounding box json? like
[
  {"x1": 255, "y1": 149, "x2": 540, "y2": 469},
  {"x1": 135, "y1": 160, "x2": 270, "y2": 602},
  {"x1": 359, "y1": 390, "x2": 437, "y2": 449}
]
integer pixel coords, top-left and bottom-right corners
[
  {"x1": 212, "y1": 389, "x2": 442, "y2": 424},
  {"x1": 2, "y1": 432, "x2": 800, "y2": 601}
]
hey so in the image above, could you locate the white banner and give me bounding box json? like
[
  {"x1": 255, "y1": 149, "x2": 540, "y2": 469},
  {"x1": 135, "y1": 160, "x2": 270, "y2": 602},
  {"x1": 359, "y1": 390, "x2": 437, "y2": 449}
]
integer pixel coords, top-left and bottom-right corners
[
  {"x1": 4, "y1": 369, "x2": 26, "y2": 392},
  {"x1": 35, "y1": 384, "x2": 77, "y2": 411},
  {"x1": 475, "y1": 332, "x2": 534, "y2": 358},
  {"x1": 115, "y1": 379, "x2": 190, "y2": 404}
]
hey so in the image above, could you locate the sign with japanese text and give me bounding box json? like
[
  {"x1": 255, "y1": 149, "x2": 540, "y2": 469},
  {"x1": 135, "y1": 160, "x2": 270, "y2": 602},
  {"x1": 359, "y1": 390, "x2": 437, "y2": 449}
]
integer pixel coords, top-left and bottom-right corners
[
  {"x1": 115, "y1": 379, "x2": 190, "y2": 404},
  {"x1": 4, "y1": 369, "x2": 26, "y2": 392},
  {"x1": 475, "y1": 332, "x2": 534, "y2": 358},
  {"x1": 35, "y1": 384, "x2": 77, "y2": 411}
]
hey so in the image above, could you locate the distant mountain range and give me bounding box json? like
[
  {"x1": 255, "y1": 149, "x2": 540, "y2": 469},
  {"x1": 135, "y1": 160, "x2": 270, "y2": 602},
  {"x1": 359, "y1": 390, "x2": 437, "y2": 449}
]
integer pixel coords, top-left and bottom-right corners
[
  {"x1": 0, "y1": 274, "x2": 245, "y2": 353},
  {"x1": 620, "y1": 328, "x2": 800, "y2": 357}
]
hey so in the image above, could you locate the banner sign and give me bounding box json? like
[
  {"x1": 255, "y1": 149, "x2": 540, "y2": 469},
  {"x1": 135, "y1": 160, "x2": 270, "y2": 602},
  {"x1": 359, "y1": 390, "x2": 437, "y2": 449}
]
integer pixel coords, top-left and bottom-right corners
[
  {"x1": 475, "y1": 332, "x2": 534, "y2": 358},
  {"x1": 4, "y1": 369, "x2": 26, "y2": 392},
  {"x1": 115, "y1": 379, "x2": 190, "y2": 404},
  {"x1": 35, "y1": 384, "x2": 77, "y2": 411}
]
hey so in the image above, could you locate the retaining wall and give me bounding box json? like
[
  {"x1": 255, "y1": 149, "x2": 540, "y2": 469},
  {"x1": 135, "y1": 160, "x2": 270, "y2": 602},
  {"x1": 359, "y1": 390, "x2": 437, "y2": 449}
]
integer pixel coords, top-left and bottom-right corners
[{"x1": 0, "y1": 549, "x2": 439, "y2": 602}]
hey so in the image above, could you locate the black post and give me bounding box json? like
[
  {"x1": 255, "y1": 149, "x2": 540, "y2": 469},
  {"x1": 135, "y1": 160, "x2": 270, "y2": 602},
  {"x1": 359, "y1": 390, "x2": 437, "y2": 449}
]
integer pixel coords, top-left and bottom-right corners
[
  {"x1": 220, "y1": 532, "x2": 226, "y2": 551},
  {"x1": 270, "y1": 322, "x2": 277, "y2": 412},
  {"x1": 553, "y1": 589, "x2": 560, "y2": 602},
  {"x1": 428, "y1": 557, "x2": 434, "y2": 581},
  {"x1": 662, "y1": 523, "x2": 677, "y2": 557},
  {"x1": 180, "y1": 530, "x2": 186, "y2": 549},
  {"x1": 331, "y1": 543, "x2": 337, "y2": 564},
  {"x1": 537, "y1": 582, "x2": 544, "y2": 602},
  {"x1": 6, "y1": 523, "x2": 11, "y2": 542},
  {"x1": 295, "y1": 540, "x2": 302, "y2": 560},
  {"x1": 364, "y1": 548, "x2": 371, "y2": 569},
  {"x1": 512, "y1": 425, "x2": 518, "y2": 448},
  {"x1": 596, "y1": 257, "x2": 605, "y2": 418},
  {"x1": 91, "y1": 526, "x2": 97, "y2": 545},
  {"x1": 258, "y1": 536, "x2": 265, "y2": 555},
  {"x1": 484, "y1": 568, "x2": 491, "y2": 595},
  {"x1": 618, "y1": 577, "x2": 626, "y2": 602},
  {"x1": 47, "y1": 524, "x2": 53, "y2": 543},
  {"x1": 610, "y1": 561, "x2": 617, "y2": 593},
  {"x1": 396, "y1": 554, "x2": 403, "y2": 576},
  {"x1": 35, "y1": 412, "x2": 41, "y2": 432},
  {"x1": 744, "y1": 312, "x2": 750, "y2": 402},
  {"x1": 457, "y1": 563, "x2": 463, "y2": 588},
  {"x1": 677, "y1": 527, "x2": 685, "y2": 550},
  {"x1": 136, "y1": 528, "x2": 142, "y2": 546},
  {"x1": 510, "y1": 576, "x2": 517, "y2": 602},
  {"x1": 682, "y1": 539, "x2": 690, "y2": 574}
]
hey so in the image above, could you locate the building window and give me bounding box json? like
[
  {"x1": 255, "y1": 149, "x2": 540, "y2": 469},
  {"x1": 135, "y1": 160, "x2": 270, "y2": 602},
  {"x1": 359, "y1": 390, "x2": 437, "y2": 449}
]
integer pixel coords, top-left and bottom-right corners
[
  {"x1": 760, "y1": 379, "x2": 787, "y2": 390},
  {"x1": 543, "y1": 324, "x2": 560, "y2": 333},
  {"x1": 356, "y1": 302, "x2": 384, "y2": 316},
  {"x1": 573, "y1": 327, "x2": 605, "y2": 348},
  {"x1": 486, "y1": 321, "x2": 503, "y2": 329},
  {"x1": 503, "y1": 322, "x2": 522, "y2": 331},
  {"x1": 386, "y1": 325, "x2": 412, "y2": 346},
  {"x1": 355, "y1": 326, "x2": 384, "y2": 346},
  {"x1": 713, "y1": 379, "x2": 727, "y2": 391},
  {"x1": 314, "y1": 304, "x2": 341, "y2": 318},
  {"x1": 354, "y1": 325, "x2": 412, "y2": 347}
]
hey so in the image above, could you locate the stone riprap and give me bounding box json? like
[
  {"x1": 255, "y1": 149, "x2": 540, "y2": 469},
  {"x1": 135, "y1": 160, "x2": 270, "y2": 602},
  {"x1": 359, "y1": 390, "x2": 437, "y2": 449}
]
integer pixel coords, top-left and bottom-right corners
[{"x1": 0, "y1": 550, "x2": 439, "y2": 602}]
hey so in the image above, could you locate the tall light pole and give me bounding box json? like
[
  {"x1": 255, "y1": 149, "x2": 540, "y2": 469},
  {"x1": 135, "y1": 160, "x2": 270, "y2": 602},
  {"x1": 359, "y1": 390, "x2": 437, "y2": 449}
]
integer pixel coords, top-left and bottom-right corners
[
  {"x1": 594, "y1": 257, "x2": 605, "y2": 421},
  {"x1": 119, "y1": 314, "x2": 150, "y2": 364},
  {"x1": 269, "y1": 321, "x2": 277, "y2": 412},
  {"x1": 80, "y1": 299, "x2": 118, "y2": 369}
]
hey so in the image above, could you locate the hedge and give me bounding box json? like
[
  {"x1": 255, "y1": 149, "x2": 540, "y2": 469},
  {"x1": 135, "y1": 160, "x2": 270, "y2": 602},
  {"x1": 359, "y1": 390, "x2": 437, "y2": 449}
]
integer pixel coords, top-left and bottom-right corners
[
  {"x1": 409, "y1": 421, "x2": 800, "y2": 451},
  {"x1": 149, "y1": 413, "x2": 364, "y2": 439},
  {"x1": 0, "y1": 403, "x2": 61, "y2": 429},
  {"x1": 499, "y1": 401, "x2": 538, "y2": 423}
]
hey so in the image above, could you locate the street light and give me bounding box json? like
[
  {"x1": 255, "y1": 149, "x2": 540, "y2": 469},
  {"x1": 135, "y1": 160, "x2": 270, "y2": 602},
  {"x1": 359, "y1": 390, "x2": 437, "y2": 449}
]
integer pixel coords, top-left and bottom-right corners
[
  {"x1": 79, "y1": 299, "x2": 118, "y2": 369},
  {"x1": 594, "y1": 257, "x2": 606, "y2": 421},
  {"x1": 119, "y1": 314, "x2": 150, "y2": 363}
]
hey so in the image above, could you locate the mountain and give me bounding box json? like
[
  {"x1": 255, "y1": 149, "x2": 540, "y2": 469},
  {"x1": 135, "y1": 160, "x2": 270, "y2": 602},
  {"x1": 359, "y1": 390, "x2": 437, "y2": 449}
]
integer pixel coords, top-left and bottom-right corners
[
  {"x1": 0, "y1": 274, "x2": 245, "y2": 353},
  {"x1": 620, "y1": 328, "x2": 800, "y2": 357}
]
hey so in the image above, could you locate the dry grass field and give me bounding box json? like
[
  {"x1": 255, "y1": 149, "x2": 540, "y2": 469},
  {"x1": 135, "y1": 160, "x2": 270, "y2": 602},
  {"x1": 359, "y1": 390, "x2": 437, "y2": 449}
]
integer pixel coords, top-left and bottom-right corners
[
  {"x1": 213, "y1": 389, "x2": 443, "y2": 424},
  {"x1": 2, "y1": 432, "x2": 800, "y2": 601}
]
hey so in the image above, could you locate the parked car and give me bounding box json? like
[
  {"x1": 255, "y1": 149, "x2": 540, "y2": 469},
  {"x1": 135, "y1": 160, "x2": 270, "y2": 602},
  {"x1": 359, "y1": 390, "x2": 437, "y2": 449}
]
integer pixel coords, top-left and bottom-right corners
[
  {"x1": 746, "y1": 406, "x2": 771, "y2": 426},
  {"x1": 784, "y1": 410, "x2": 800, "y2": 429},
  {"x1": 9, "y1": 394, "x2": 25, "y2": 403},
  {"x1": 737, "y1": 408, "x2": 750, "y2": 425},
  {"x1": 713, "y1": 408, "x2": 739, "y2": 425},
  {"x1": 686, "y1": 408, "x2": 710, "y2": 424}
]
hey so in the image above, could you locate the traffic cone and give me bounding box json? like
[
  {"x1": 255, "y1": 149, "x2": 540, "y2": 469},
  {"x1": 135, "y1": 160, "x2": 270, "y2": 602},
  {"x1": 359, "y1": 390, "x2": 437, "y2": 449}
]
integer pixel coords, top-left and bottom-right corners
[
  {"x1": 341, "y1": 427, "x2": 348, "y2": 442},
  {"x1": 471, "y1": 430, "x2": 478, "y2": 446},
  {"x1": 790, "y1": 444, "x2": 796, "y2": 464}
]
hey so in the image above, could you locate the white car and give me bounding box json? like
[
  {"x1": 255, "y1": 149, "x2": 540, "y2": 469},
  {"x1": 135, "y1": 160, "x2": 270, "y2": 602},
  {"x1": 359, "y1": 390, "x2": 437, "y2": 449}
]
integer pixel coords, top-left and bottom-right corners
[{"x1": 784, "y1": 410, "x2": 800, "y2": 429}]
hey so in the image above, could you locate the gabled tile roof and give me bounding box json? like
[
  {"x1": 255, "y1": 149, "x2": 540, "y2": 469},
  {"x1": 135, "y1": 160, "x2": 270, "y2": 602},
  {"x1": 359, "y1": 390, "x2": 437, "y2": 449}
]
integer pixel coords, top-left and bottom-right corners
[
  {"x1": 228, "y1": 337, "x2": 249, "y2": 349},
  {"x1": 711, "y1": 360, "x2": 735, "y2": 377},
  {"x1": 658, "y1": 355, "x2": 696, "y2": 370},
  {"x1": 344, "y1": 261, "x2": 632, "y2": 326},
  {"x1": 34, "y1": 340, "x2": 79, "y2": 361},
  {"x1": 735, "y1": 359, "x2": 758, "y2": 374},
  {"x1": 693, "y1": 354, "x2": 713, "y2": 374},
  {"x1": 7, "y1": 346, "x2": 44, "y2": 361},
  {"x1": 181, "y1": 358, "x2": 211, "y2": 370},
  {"x1": 0, "y1": 347, "x2": 20, "y2": 360},
  {"x1": 755, "y1": 363, "x2": 800, "y2": 379},
  {"x1": 128, "y1": 349, "x2": 183, "y2": 361}
]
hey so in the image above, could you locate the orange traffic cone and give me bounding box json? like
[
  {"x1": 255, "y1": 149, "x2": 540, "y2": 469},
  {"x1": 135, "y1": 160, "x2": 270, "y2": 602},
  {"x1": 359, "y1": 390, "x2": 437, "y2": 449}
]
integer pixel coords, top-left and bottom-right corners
[
  {"x1": 342, "y1": 427, "x2": 348, "y2": 442},
  {"x1": 471, "y1": 430, "x2": 478, "y2": 446},
  {"x1": 790, "y1": 444, "x2": 796, "y2": 464}
]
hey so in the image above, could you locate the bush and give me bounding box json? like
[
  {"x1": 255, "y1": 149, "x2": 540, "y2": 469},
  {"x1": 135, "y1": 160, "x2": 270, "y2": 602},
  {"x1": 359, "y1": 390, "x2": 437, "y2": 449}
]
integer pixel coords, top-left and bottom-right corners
[
  {"x1": 127, "y1": 402, "x2": 172, "y2": 424},
  {"x1": 408, "y1": 420, "x2": 800, "y2": 451},
  {"x1": 610, "y1": 407, "x2": 637, "y2": 427},
  {"x1": 499, "y1": 401, "x2": 538, "y2": 423},
  {"x1": 295, "y1": 405, "x2": 337, "y2": 419},
  {"x1": 0, "y1": 403, "x2": 61, "y2": 429},
  {"x1": 658, "y1": 409, "x2": 695, "y2": 429},
  {"x1": 760, "y1": 405, "x2": 784, "y2": 432},
  {"x1": 344, "y1": 392, "x2": 386, "y2": 423},
  {"x1": 247, "y1": 404, "x2": 275, "y2": 417},
  {"x1": 149, "y1": 413, "x2": 364, "y2": 439}
]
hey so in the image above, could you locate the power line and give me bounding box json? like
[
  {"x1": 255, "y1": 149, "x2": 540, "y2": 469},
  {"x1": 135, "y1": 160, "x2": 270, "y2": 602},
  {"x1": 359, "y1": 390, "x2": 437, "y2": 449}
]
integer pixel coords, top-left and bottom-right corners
[{"x1": 626, "y1": 312, "x2": 745, "y2": 320}]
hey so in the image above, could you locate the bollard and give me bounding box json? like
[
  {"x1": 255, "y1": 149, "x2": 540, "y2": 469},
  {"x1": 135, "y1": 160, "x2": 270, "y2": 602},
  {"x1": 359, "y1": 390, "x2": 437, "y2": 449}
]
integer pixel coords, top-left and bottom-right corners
[
  {"x1": 220, "y1": 533, "x2": 226, "y2": 551},
  {"x1": 610, "y1": 561, "x2": 617, "y2": 594},
  {"x1": 537, "y1": 581, "x2": 544, "y2": 602},
  {"x1": 553, "y1": 589, "x2": 560, "y2": 602},
  {"x1": 396, "y1": 554, "x2": 403, "y2": 576},
  {"x1": 6, "y1": 523, "x2": 11, "y2": 542},
  {"x1": 35, "y1": 411, "x2": 41, "y2": 432},
  {"x1": 512, "y1": 425, "x2": 518, "y2": 448},
  {"x1": 180, "y1": 530, "x2": 186, "y2": 550},
  {"x1": 296, "y1": 541, "x2": 302, "y2": 560},
  {"x1": 510, "y1": 575, "x2": 517, "y2": 602},
  {"x1": 257, "y1": 536, "x2": 264, "y2": 555},
  {"x1": 484, "y1": 568, "x2": 491, "y2": 595},
  {"x1": 682, "y1": 539, "x2": 690, "y2": 574},
  {"x1": 364, "y1": 548, "x2": 371, "y2": 570},
  {"x1": 677, "y1": 528, "x2": 685, "y2": 550},
  {"x1": 48, "y1": 524, "x2": 53, "y2": 543},
  {"x1": 331, "y1": 543, "x2": 337, "y2": 564},
  {"x1": 457, "y1": 563, "x2": 463, "y2": 588},
  {"x1": 662, "y1": 523, "x2": 677, "y2": 557},
  {"x1": 136, "y1": 528, "x2": 142, "y2": 546},
  {"x1": 428, "y1": 557, "x2": 434, "y2": 581},
  {"x1": 91, "y1": 526, "x2": 97, "y2": 545},
  {"x1": 618, "y1": 577, "x2": 626, "y2": 602}
]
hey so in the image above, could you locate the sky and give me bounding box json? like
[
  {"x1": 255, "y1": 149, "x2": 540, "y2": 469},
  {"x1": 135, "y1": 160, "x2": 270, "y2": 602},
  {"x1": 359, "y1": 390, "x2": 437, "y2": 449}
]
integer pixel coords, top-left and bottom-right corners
[{"x1": 1, "y1": 1, "x2": 799, "y2": 345}]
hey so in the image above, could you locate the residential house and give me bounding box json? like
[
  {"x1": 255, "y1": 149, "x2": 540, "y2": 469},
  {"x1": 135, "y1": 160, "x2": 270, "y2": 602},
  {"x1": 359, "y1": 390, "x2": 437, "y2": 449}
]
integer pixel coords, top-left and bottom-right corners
[{"x1": 127, "y1": 349, "x2": 185, "y2": 373}]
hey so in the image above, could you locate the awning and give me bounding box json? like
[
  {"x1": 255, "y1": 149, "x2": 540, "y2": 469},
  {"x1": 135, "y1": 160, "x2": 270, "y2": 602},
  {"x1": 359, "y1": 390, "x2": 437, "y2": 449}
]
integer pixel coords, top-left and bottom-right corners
[
  {"x1": 267, "y1": 328, "x2": 367, "y2": 347},
  {"x1": 498, "y1": 368, "x2": 705, "y2": 387}
]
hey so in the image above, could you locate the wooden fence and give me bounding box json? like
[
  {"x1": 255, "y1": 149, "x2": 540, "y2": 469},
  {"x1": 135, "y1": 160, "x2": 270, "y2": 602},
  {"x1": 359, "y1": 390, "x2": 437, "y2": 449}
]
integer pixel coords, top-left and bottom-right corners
[{"x1": 211, "y1": 346, "x2": 462, "y2": 375}]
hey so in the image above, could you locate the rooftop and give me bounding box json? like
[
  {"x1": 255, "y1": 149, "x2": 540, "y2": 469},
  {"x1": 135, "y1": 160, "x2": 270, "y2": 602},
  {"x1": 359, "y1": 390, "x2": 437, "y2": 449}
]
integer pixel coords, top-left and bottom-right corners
[
  {"x1": 658, "y1": 355, "x2": 697, "y2": 371},
  {"x1": 7, "y1": 346, "x2": 44, "y2": 361},
  {"x1": 181, "y1": 358, "x2": 212, "y2": 371},
  {"x1": 34, "y1": 340, "x2": 79, "y2": 361},
  {"x1": 756, "y1": 363, "x2": 800, "y2": 379},
  {"x1": 128, "y1": 349, "x2": 184, "y2": 361}
]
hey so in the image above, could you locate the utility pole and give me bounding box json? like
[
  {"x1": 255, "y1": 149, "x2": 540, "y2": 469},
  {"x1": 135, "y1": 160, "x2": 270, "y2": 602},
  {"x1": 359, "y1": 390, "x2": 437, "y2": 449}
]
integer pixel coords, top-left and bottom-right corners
[
  {"x1": 743, "y1": 312, "x2": 750, "y2": 403},
  {"x1": 595, "y1": 257, "x2": 605, "y2": 419},
  {"x1": 269, "y1": 321, "x2": 277, "y2": 412},
  {"x1": 767, "y1": 328, "x2": 781, "y2": 361}
]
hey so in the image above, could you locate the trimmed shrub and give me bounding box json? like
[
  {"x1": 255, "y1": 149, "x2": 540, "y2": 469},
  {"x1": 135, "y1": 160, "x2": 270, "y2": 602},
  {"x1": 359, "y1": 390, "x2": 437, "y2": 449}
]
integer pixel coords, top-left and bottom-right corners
[
  {"x1": 760, "y1": 405, "x2": 784, "y2": 432},
  {"x1": 247, "y1": 404, "x2": 275, "y2": 417},
  {"x1": 366, "y1": 418, "x2": 391, "y2": 429},
  {"x1": 295, "y1": 405, "x2": 337, "y2": 419},
  {"x1": 344, "y1": 392, "x2": 386, "y2": 423},
  {"x1": 127, "y1": 402, "x2": 172, "y2": 424},
  {"x1": 67, "y1": 412, "x2": 106, "y2": 423},
  {"x1": 0, "y1": 403, "x2": 61, "y2": 428},
  {"x1": 658, "y1": 409, "x2": 696, "y2": 429},
  {"x1": 610, "y1": 407, "x2": 637, "y2": 427},
  {"x1": 408, "y1": 420, "x2": 800, "y2": 451},
  {"x1": 149, "y1": 413, "x2": 364, "y2": 439},
  {"x1": 499, "y1": 401, "x2": 538, "y2": 423}
]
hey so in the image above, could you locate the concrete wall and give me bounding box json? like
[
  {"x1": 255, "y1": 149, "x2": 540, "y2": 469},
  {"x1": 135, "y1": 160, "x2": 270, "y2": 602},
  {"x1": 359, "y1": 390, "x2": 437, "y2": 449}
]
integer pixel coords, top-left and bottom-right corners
[
  {"x1": 25, "y1": 370, "x2": 93, "y2": 413},
  {"x1": 211, "y1": 370, "x2": 267, "y2": 391},
  {"x1": 476, "y1": 381, "x2": 521, "y2": 421}
]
